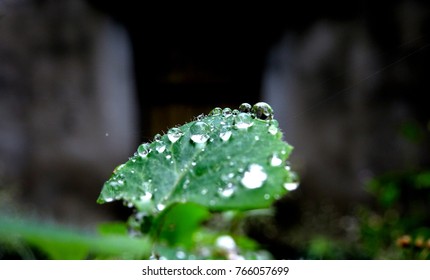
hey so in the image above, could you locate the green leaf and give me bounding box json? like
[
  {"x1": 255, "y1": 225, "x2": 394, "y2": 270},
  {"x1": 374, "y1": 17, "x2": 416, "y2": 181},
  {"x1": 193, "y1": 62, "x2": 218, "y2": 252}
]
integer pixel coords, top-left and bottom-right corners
[
  {"x1": 0, "y1": 216, "x2": 151, "y2": 259},
  {"x1": 151, "y1": 202, "x2": 210, "y2": 248},
  {"x1": 97, "y1": 102, "x2": 297, "y2": 214}
]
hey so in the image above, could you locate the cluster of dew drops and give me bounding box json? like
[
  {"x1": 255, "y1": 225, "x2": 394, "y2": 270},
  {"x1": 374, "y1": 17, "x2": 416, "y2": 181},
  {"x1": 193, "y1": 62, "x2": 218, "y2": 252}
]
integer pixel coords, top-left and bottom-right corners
[{"x1": 104, "y1": 102, "x2": 299, "y2": 206}]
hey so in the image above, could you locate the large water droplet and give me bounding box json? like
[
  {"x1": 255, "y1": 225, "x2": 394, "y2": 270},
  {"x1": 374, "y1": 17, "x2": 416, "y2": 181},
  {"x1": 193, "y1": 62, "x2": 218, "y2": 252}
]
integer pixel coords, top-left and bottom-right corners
[
  {"x1": 241, "y1": 164, "x2": 267, "y2": 189},
  {"x1": 190, "y1": 121, "x2": 210, "y2": 143},
  {"x1": 209, "y1": 107, "x2": 222, "y2": 116},
  {"x1": 252, "y1": 102, "x2": 274, "y2": 120},
  {"x1": 239, "y1": 102, "x2": 252, "y2": 113},
  {"x1": 137, "y1": 143, "x2": 151, "y2": 158},
  {"x1": 234, "y1": 112, "x2": 253, "y2": 129},
  {"x1": 270, "y1": 153, "x2": 283, "y2": 166},
  {"x1": 219, "y1": 183, "x2": 235, "y2": 198},
  {"x1": 167, "y1": 127, "x2": 183, "y2": 143}
]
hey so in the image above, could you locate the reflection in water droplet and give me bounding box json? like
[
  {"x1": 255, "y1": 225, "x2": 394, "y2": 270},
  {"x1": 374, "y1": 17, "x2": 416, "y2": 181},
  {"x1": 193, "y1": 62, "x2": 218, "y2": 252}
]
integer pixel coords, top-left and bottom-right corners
[
  {"x1": 284, "y1": 182, "x2": 299, "y2": 191},
  {"x1": 167, "y1": 127, "x2": 183, "y2": 143},
  {"x1": 219, "y1": 183, "x2": 235, "y2": 198},
  {"x1": 239, "y1": 103, "x2": 252, "y2": 113},
  {"x1": 209, "y1": 107, "x2": 222, "y2": 116},
  {"x1": 234, "y1": 112, "x2": 253, "y2": 129},
  {"x1": 270, "y1": 154, "x2": 283, "y2": 166},
  {"x1": 252, "y1": 102, "x2": 274, "y2": 120},
  {"x1": 137, "y1": 143, "x2": 151, "y2": 158},
  {"x1": 190, "y1": 121, "x2": 210, "y2": 143},
  {"x1": 241, "y1": 164, "x2": 267, "y2": 189}
]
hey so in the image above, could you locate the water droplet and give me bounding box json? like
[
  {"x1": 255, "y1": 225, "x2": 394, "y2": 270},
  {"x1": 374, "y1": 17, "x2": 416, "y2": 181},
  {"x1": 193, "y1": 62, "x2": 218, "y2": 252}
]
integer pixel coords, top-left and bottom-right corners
[
  {"x1": 140, "y1": 192, "x2": 152, "y2": 202},
  {"x1": 155, "y1": 141, "x2": 166, "y2": 153},
  {"x1": 255, "y1": 136, "x2": 260, "y2": 141},
  {"x1": 137, "y1": 143, "x2": 151, "y2": 158},
  {"x1": 153, "y1": 134, "x2": 161, "y2": 142},
  {"x1": 241, "y1": 164, "x2": 267, "y2": 189},
  {"x1": 252, "y1": 102, "x2": 274, "y2": 120},
  {"x1": 216, "y1": 235, "x2": 236, "y2": 251},
  {"x1": 176, "y1": 251, "x2": 186, "y2": 259},
  {"x1": 166, "y1": 154, "x2": 172, "y2": 160},
  {"x1": 284, "y1": 182, "x2": 299, "y2": 191},
  {"x1": 264, "y1": 194, "x2": 271, "y2": 200},
  {"x1": 268, "y1": 124, "x2": 278, "y2": 135},
  {"x1": 209, "y1": 107, "x2": 222, "y2": 116},
  {"x1": 167, "y1": 127, "x2": 183, "y2": 143},
  {"x1": 201, "y1": 188, "x2": 208, "y2": 195},
  {"x1": 219, "y1": 183, "x2": 235, "y2": 198},
  {"x1": 234, "y1": 112, "x2": 253, "y2": 129},
  {"x1": 209, "y1": 199, "x2": 216, "y2": 206},
  {"x1": 191, "y1": 161, "x2": 196, "y2": 166},
  {"x1": 239, "y1": 102, "x2": 252, "y2": 113},
  {"x1": 219, "y1": 126, "x2": 232, "y2": 141},
  {"x1": 232, "y1": 109, "x2": 240, "y2": 115},
  {"x1": 222, "y1": 108, "x2": 232, "y2": 117},
  {"x1": 113, "y1": 163, "x2": 126, "y2": 174},
  {"x1": 270, "y1": 154, "x2": 283, "y2": 166},
  {"x1": 105, "y1": 132, "x2": 109, "y2": 137},
  {"x1": 196, "y1": 113, "x2": 205, "y2": 121},
  {"x1": 104, "y1": 197, "x2": 114, "y2": 202},
  {"x1": 157, "y1": 204, "x2": 165, "y2": 211},
  {"x1": 190, "y1": 121, "x2": 210, "y2": 143}
]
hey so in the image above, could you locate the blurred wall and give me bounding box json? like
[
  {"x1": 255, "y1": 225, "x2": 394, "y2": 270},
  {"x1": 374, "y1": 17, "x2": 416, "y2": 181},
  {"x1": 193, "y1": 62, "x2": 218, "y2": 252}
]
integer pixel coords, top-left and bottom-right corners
[
  {"x1": 0, "y1": 0, "x2": 138, "y2": 226},
  {"x1": 262, "y1": 0, "x2": 430, "y2": 209}
]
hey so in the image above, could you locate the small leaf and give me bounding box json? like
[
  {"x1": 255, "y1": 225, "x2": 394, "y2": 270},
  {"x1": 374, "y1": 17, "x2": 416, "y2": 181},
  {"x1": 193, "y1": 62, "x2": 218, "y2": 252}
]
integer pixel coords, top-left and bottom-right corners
[{"x1": 97, "y1": 102, "x2": 296, "y2": 214}]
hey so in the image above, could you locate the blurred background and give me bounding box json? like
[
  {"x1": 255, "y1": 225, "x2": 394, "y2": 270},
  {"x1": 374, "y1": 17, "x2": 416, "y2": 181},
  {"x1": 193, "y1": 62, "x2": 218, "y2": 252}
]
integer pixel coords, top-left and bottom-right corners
[{"x1": 1, "y1": 0, "x2": 430, "y2": 259}]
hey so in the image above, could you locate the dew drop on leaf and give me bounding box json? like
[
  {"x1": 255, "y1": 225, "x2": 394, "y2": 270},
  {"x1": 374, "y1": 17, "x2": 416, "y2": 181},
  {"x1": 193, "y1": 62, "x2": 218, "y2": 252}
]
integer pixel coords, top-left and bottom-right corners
[
  {"x1": 219, "y1": 126, "x2": 232, "y2": 141},
  {"x1": 234, "y1": 112, "x2": 253, "y2": 129},
  {"x1": 137, "y1": 143, "x2": 151, "y2": 158},
  {"x1": 269, "y1": 153, "x2": 283, "y2": 166},
  {"x1": 268, "y1": 124, "x2": 278, "y2": 135},
  {"x1": 219, "y1": 183, "x2": 235, "y2": 198},
  {"x1": 283, "y1": 182, "x2": 299, "y2": 191},
  {"x1": 241, "y1": 164, "x2": 267, "y2": 189},
  {"x1": 190, "y1": 121, "x2": 211, "y2": 144},
  {"x1": 209, "y1": 107, "x2": 222, "y2": 116},
  {"x1": 156, "y1": 203, "x2": 165, "y2": 211},
  {"x1": 222, "y1": 107, "x2": 232, "y2": 117},
  {"x1": 167, "y1": 127, "x2": 183, "y2": 143},
  {"x1": 239, "y1": 102, "x2": 252, "y2": 113},
  {"x1": 252, "y1": 102, "x2": 274, "y2": 120}
]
